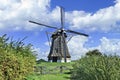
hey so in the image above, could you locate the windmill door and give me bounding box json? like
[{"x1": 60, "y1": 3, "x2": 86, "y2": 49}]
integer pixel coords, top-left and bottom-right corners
[{"x1": 52, "y1": 57, "x2": 57, "y2": 62}]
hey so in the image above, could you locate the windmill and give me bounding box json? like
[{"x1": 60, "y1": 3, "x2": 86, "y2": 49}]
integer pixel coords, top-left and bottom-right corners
[{"x1": 29, "y1": 7, "x2": 88, "y2": 62}]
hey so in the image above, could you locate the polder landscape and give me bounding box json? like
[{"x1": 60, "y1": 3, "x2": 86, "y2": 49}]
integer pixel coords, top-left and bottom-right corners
[
  {"x1": 0, "y1": 34, "x2": 120, "y2": 80},
  {"x1": 1, "y1": 0, "x2": 120, "y2": 80}
]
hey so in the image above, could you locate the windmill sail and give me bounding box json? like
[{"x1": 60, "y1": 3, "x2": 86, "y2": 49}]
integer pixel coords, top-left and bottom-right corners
[
  {"x1": 29, "y1": 21, "x2": 58, "y2": 29},
  {"x1": 60, "y1": 6, "x2": 65, "y2": 29}
]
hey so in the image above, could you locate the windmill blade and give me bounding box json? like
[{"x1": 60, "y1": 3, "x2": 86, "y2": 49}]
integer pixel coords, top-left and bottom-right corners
[
  {"x1": 45, "y1": 31, "x2": 51, "y2": 47},
  {"x1": 29, "y1": 20, "x2": 58, "y2": 29},
  {"x1": 66, "y1": 29, "x2": 89, "y2": 37},
  {"x1": 60, "y1": 6, "x2": 65, "y2": 29}
]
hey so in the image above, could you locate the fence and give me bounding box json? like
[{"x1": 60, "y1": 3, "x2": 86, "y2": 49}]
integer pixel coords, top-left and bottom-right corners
[{"x1": 34, "y1": 66, "x2": 72, "y2": 75}]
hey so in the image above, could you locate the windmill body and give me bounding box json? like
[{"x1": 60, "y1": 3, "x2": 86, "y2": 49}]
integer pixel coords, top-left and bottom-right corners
[
  {"x1": 29, "y1": 7, "x2": 88, "y2": 63},
  {"x1": 48, "y1": 30, "x2": 71, "y2": 62}
]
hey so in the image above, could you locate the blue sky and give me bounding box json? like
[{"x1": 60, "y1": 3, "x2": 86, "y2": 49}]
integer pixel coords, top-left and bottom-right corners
[
  {"x1": 51, "y1": 0, "x2": 115, "y2": 12},
  {"x1": 0, "y1": 0, "x2": 120, "y2": 60}
]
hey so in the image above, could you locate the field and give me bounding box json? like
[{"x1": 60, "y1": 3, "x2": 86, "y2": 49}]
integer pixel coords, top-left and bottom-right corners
[
  {"x1": 26, "y1": 62, "x2": 74, "y2": 80},
  {"x1": 26, "y1": 55, "x2": 120, "y2": 80}
]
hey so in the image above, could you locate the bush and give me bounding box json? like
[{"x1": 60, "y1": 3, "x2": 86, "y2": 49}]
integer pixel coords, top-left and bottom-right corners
[
  {"x1": 0, "y1": 34, "x2": 36, "y2": 80},
  {"x1": 71, "y1": 55, "x2": 120, "y2": 80},
  {"x1": 36, "y1": 59, "x2": 47, "y2": 64},
  {"x1": 86, "y1": 49, "x2": 102, "y2": 56}
]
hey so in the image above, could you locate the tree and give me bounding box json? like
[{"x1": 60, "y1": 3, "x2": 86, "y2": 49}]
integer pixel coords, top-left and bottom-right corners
[
  {"x1": 36, "y1": 59, "x2": 47, "y2": 64},
  {"x1": 0, "y1": 34, "x2": 36, "y2": 80},
  {"x1": 86, "y1": 49, "x2": 102, "y2": 56}
]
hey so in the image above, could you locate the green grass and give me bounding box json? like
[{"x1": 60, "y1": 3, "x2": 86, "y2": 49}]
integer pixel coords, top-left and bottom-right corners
[
  {"x1": 26, "y1": 62, "x2": 74, "y2": 80},
  {"x1": 37, "y1": 62, "x2": 74, "y2": 67},
  {"x1": 26, "y1": 73, "x2": 70, "y2": 80}
]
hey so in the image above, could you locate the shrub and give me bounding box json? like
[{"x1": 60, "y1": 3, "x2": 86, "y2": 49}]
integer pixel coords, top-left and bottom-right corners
[
  {"x1": 86, "y1": 49, "x2": 102, "y2": 56},
  {"x1": 36, "y1": 59, "x2": 47, "y2": 64},
  {"x1": 71, "y1": 55, "x2": 120, "y2": 80},
  {"x1": 0, "y1": 34, "x2": 36, "y2": 80}
]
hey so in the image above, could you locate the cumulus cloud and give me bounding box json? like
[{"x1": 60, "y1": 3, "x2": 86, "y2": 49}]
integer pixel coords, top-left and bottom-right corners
[
  {"x1": 0, "y1": 0, "x2": 120, "y2": 32},
  {"x1": 97, "y1": 37, "x2": 120, "y2": 55},
  {"x1": 66, "y1": 0, "x2": 120, "y2": 32},
  {"x1": 33, "y1": 47, "x2": 49, "y2": 60},
  {"x1": 67, "y1": 36, "x2": 120, "y2": 60},
  {"x1": 68, "y1": 35, "x2": 88, "y2": 60},
  {"x1": 0, "y1": 0, "x2": 60, "y2": 31}
]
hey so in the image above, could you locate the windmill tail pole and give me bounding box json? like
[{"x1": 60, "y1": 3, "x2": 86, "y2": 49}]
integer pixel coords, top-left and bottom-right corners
[{"x1": 62, "y1": 33, "x2": 67, "y2": 63}]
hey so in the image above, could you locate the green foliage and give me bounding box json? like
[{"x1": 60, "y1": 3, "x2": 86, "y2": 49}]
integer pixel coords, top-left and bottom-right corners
[
  {"x1": 0, "y1": 34, "x2": 36, "y2": 80},
  {"x1": 71, "y1": 55, "x2": 120, "y2": 80},
  {"x1": 36, "y1": 59, "x2": 47, "y2": 64},
  {"x1": 86, "y1": 49, "x2": 102, "y2": 56}
]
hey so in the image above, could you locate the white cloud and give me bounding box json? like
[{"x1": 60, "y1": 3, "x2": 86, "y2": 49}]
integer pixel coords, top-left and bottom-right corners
[
  {"x1": 0, "y1": 0, "x2": 60, "y2": 31},
  {"x1": 69, "y1": 36, "x2": 120, "y2": 60},
  {"x1": 68, "y1": 35, "x2": 88, "y2": 60},
  {"x1": 97, "y1": 37, "x2": 120, "y2": 55},
  {"x1": 44, "y1": 41, "x2": 51, "y2": 47},
  {"x1": 68, "y1": 36, "x2": 120, "y2": 60},
  {"x1": 33, "y1": 47, "x2": 49, "y2": 60},
  {"x1": 66, "y1": 0, "x2": 120, "y2": 32},
  {"x1": 1, "y1": 0, "x2": 120, "y2": 32}
]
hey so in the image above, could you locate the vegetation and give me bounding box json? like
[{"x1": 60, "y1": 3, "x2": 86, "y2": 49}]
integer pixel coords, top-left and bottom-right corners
[
  {"x1": 26, "y1": 62, "x2": 74, "y2": 80},
  {"x1": 86, "y1": 49, "x2": 102, "y2": 56},
  {"x1": 26, "y1": 72, "x2": 70, "y2": 80},
  {"x1": 36, "y1": 59, "x2": 47, "y2": 64},
  {"x1": 0, "y1": 34, "x2": 36, "y2": 80},
  {"x1": 71, "y1": 54, "x2": 120, "y2": 80},
  {"x1": 26, "y1": 49, "x2": 120, "y2": 80}
]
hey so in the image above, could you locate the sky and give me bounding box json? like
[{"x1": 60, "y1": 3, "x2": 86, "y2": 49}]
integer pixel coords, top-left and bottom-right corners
[{"x1": 0, "y1": 0, "x2": 120, "y2": 60}]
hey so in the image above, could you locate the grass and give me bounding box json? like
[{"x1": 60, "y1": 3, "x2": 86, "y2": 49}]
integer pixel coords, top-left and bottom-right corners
[
  {"x1": 27, "y1": 73, "x2": 70, "y2": 80},
  {"x1": 37, "y1": 62, "x2": 73, "y2": 67},
  {"x1": 26, "y1": 62, "x2": 74, "y2": 80}
]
